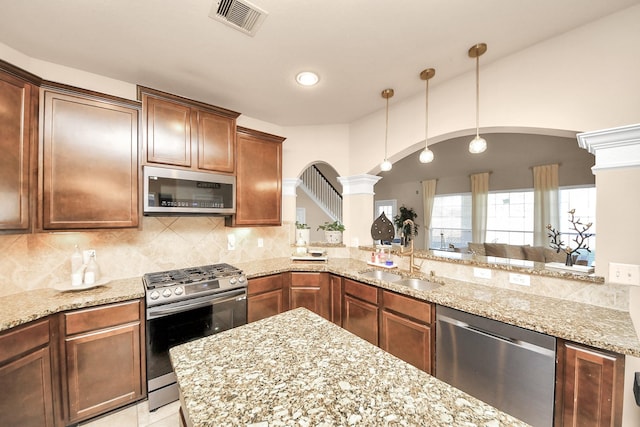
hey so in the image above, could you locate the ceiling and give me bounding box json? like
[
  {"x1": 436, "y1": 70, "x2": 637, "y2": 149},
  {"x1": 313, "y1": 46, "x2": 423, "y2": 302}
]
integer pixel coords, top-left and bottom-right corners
[{"x1": 0, "y1": 0, "x2": 638, "y2": 126}]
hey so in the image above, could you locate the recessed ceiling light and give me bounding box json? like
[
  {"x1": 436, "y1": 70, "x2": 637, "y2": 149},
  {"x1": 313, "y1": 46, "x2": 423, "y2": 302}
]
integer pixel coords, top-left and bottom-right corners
[{"x1": 296, "y1": 71, "x2": 319, "y2": 86}]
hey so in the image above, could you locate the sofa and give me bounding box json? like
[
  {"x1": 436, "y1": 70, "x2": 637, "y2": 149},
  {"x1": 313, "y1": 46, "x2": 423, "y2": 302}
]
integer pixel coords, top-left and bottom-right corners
[{"x1": 467, "y1": 242, "x2": 567, "y2": 263}]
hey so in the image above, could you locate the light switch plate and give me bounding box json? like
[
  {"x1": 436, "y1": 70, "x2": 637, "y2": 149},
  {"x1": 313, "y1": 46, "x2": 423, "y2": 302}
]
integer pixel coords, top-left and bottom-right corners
[
  {"x1": 473, "y1": 267, "x2": 492, "y2": 279},
  {"x1": 227, "y1": 234, "x2": 236, "y2": 251},
  {"x1": 609, "y1": 262, "x2": 640, "y2": 286},
  {"x1": 257, "y1": 238, "x2": 264, "y2": 248}
]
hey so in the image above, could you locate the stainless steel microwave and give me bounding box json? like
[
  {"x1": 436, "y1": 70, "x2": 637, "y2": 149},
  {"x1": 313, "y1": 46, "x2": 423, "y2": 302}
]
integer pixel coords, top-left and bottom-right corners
[{"x1": 143, "y1": 166, "x2": 235, "y2": 215}]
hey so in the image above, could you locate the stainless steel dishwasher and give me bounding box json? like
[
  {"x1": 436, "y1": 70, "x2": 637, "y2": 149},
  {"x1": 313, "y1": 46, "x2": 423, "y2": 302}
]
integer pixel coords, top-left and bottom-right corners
[{"x1": 436, "y1": 305, "x2": 556, "y2": 427}]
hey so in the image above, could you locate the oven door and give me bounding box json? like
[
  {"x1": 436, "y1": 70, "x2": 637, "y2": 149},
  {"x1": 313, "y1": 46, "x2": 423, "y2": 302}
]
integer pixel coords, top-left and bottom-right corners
[{"x1": 146, "y1": 288, "x2": 247, "y2": 389}]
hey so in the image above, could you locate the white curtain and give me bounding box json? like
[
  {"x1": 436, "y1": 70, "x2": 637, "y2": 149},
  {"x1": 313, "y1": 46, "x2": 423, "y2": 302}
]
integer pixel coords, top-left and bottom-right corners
[
  {"x1": 533, "y1": 163, "x2": 559, "y2": 246},
  {"x1": 470, "y1": 172, "x2": 489, "y2": 243},
  {"x1": 421, "y1": 179, "x2": 437, "y2": 249}
]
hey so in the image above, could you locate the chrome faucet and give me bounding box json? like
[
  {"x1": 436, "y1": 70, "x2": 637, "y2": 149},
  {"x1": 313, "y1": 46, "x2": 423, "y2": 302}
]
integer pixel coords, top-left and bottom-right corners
[{"x1": 401, "y1": 219, "x2": 422, "y2": 273}]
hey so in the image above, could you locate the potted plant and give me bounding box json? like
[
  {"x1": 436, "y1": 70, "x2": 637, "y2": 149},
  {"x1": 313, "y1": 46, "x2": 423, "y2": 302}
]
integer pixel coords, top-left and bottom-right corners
[
  {"x1": 295, "y1": 221, "x2": 311, "y2": 245},
  {"x1": 317, "y1": 220, "x2": 345, "y2": 244},
  {"x1": 393, "y1": 205, "x2": 418, "y2": 245}
]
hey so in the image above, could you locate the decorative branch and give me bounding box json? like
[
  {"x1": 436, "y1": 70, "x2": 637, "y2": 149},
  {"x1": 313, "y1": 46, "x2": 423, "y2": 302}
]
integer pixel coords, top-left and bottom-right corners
[{"x1": 547, "y1": 209, "x2": 593, "y2": 256}]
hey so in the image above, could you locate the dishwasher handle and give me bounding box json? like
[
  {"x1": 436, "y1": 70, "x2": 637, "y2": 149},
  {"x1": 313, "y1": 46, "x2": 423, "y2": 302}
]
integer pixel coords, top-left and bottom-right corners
[{"x1": 437, "y1": 313, "x2": 555, "y2": 358}]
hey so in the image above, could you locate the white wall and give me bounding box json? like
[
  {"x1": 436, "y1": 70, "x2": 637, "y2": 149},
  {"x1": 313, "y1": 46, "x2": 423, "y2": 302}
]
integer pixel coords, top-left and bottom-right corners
[{"x1": 348, "y1": 5, "x2": 640, "y2": 176}]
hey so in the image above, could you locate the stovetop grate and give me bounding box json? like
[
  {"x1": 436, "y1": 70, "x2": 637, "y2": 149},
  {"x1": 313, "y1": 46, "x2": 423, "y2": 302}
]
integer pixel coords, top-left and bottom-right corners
[{"x1": 143, "y1": 263, "x2": 241, "y2": 289}]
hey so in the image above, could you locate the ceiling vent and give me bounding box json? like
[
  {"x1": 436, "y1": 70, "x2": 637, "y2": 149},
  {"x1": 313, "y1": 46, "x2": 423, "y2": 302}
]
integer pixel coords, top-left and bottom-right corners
[{"x1": 209, "y1": 0, "x2": 268, "y2": 37}]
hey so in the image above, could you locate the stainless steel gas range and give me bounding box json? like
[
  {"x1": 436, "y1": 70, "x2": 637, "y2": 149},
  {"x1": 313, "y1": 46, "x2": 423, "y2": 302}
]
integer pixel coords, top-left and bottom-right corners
[{"x1": 143, "y1": 263, "x2": 247, "y2": 411}]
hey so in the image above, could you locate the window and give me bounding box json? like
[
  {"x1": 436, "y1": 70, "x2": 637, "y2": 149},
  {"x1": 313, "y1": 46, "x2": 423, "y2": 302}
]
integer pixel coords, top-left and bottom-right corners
[
  {"x1": 430, "y1": 194, "x2": 472, "y2": 248},
  {"x1": 486, "y1": 190, "x2": 534, "y2": 245},
  {"x1": 559, "y1": 186, "x2": 596, "y2": 263}
]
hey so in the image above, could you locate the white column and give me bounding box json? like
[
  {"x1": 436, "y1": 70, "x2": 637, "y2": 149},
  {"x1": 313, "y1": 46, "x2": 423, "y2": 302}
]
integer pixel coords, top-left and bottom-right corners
[
  {"x1": 282, "y1": 178, "x2": 302, "y2": 226},
  {"x1": 577, "y1": 123, "x2": 640, "y2": 427},
  {"x1": 337, "y1": 174, "x2": 382, "y2": 248}
]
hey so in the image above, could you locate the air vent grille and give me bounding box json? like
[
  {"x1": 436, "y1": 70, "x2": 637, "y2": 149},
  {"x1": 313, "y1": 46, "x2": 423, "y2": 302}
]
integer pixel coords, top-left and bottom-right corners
[{"x1": 209, "y1": 0, "x2": 268, "y2": 37}]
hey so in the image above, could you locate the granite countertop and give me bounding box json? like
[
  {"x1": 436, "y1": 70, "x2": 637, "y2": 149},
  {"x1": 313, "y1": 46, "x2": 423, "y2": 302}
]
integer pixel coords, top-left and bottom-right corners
[
  {"x1": 170, "y1": 308, "x2": 530, "y2": 427},
  {"x1": 237, "y1": 258, "x2": 640, "y2": 357},
  {"x1": 0, "y1": 277, "x2": 144, "y2": 332},
  {"x1": 2, "y1": 257, "x2": 639, "y2": 358}
]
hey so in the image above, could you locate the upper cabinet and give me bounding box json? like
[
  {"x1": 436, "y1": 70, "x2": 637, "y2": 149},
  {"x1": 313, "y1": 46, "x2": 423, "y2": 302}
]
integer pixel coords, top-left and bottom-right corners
[
  {"x1": 0, "y1": 62, "x2": 39, "y2": 233},
  {"x1": 227, "y1": 126, "x2": 285, "y2": 227},
  {"x1": 138, "y1": 86, "x2": 239, "y2": 174},
  {"x1": 40, "y1": 85, "x2": 140, "y2": 230}
]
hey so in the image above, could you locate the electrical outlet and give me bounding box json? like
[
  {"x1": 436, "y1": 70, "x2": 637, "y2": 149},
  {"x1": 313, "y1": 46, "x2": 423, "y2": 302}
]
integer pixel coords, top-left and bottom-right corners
[
  {"x1": 609, "y1": 262, "x2": 640, "y2": 286},
  {"x1": 473, "y1": 267, "x2": 492, "y2": 279},
  {"x1": 227, "y1": 234, "x2": 236, "y2": 251},
  {"x1": 509, "y1": 273, "x2": 530, "y2": 286},
  {"x1": 257, "y1": 238, "x2": 264, "y2": 248}
]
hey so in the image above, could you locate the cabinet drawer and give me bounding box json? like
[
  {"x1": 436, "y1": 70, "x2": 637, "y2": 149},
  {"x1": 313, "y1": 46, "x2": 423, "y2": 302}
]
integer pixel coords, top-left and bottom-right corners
[
  {"x1": 248, "y1": 274, "x2": 283, "y2": 295},
  {"x1": 382, "y1": 291, "x2": 431, "y2": 324},
  {"x1": 344, "y1": 279, "x2": 378, "y2": 304},
  {"x1": 290, "y1": 272, "x2": 322, "y2": 287},
  {"x1": 65, "y1": 300, "x2": 141, "y2": 336},
  {"x1": 0, "y1": 319, "x2": 50, "y2": 362}
]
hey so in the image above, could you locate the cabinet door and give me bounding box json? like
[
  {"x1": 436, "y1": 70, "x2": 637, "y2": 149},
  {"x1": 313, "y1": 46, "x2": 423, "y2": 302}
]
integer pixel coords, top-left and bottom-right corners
[
  {"x1": 196, "y1": 110, "x2": 235, "y2": 173},
  {"x1": 556, "y1": 341, "x2": 624, "y2": 427},
  {"x1": 41, "y1": 90, "x2": 139, "y2": 229},
  {"x1": 290, "y1": 272, "x2": 330, "y2": 320},
  {"x1": 65, "y1": 322, "x2": 142, "y2": 423},
  {"x1": 0, "y1": 71, "x2": 37, "y2": 231},
  {"x1": 380, "y1": 310, "x2": 431, "y2": 372},
  {"x1": 248, "y1": 274, "x2": 286, "y2": 323},
  {"x1": 144, "y1": 95, "x2": 191, "y2": 167},
  {"x1": 343, "y1": 295, "x2": 378, "y2": 346},
  {"x1": 0, "y1": 319, "x2": 55, "y2": 427},
  {"x1": 232, "y1": 127, "x2": 285, "y2": 226}
]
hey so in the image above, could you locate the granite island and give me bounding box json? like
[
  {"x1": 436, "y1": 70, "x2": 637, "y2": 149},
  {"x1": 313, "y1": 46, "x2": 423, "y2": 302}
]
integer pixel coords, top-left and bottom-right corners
[{"x1": 170, "y1": 308, "x2": 529, "y2": 427}]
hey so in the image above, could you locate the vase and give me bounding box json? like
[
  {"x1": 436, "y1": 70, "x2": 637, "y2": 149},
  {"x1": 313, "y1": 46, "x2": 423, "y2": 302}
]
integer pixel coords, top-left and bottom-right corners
[
  {"x1": 296, "y1": 229, "x2": 310, "y2": 245},
  {"x1": 565, "y1": 252, "x2": 574, "y2": 267},
  {"x1": 325, "y1": 231, "x2": 342, "y2": 244}
]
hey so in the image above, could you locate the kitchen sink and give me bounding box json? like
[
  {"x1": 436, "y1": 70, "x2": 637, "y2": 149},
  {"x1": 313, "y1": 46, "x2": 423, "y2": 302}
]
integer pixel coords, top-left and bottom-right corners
[
  {"x1": 393, "y1": 278, "x2": 441, "y2": 291},
  {"x1": 359, "y1": 270, "x2": 402, "y2": 282}
]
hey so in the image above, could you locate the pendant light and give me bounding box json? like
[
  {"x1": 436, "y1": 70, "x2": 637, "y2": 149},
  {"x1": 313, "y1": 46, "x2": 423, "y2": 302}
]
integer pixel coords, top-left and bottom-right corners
[
  {"x1": 380, "y1": 88, "x2": 394, "y2": 171},
  {"x1": 419, "y1": 68, "x2": 435, "y2": 163},
  {"x1": 468, "y1": 43, "x2": 487, "y2": 154}
]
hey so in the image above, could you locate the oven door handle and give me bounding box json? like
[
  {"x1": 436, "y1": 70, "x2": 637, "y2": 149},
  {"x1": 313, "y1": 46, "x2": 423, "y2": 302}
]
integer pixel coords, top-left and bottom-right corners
[{"x1": 147, "y1": 290, "x2": 246, "y2": 319}]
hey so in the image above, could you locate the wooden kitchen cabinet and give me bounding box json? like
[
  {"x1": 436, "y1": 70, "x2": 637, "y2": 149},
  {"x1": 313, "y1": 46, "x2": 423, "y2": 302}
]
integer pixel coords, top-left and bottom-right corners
[
  {"x1": 380, "y1": 290, "x2": 434, "y2": 373},
  {"x1": 555, "y1": 340, "x2": 624, "y2": 427},
  {"x1": 41, "y1": 86, "x2": 139, "y2": 229},
  {"x1": 289, "y1": 272, "x2": 331, "y2": 320},
  {"x1": 0, "y1": 318, "x2": 57, "y2": 427},
  {"x1": 138, "y1": 86, "x2": 239, "y2": 173},
  {"x1": 0, "y1": 62, "x2": 39, "y2": 233},
  {"x1": 61, "y1": 299, "x2": 145, "y2": 424},
  {"x1": 329, "y1": 274, "x2": 343, "y2": 326},
  {"x1": 227, "y1": 126, "x2": 285, "y2": 226},
  {"x1": 248, "y1": 274, "x2": 288, "y2": 323},
  {"x1": 343, "y1": 279, "x2": 379, "y2": 345}
]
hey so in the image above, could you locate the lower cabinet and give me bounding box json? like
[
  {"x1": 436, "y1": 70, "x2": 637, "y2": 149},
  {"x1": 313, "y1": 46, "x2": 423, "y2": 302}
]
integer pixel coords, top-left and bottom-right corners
[
  {"x1": 289, "y1": 272, "x2": 331, "y2": 321},
  {"x1": 343, "y1": 279, "x2": 379, "y2": 346},
  {"x1": 380, "y1": 290, "x2": 434, "y2": 374},
  {"x1": 0, "y1": 318, "x2": 57, "y2": 427},
  {"x1": 61, "y1": 300, "x2": 144, "y2": 424},
  {"x1": 555, "y1": 340, "x2": 625, "y2": 427},
  {"x1": 329, "y1": 274, "x2": 343, "y2": 327},
  {"x1": 248, "y1": 274, "x2": 288, "y2": 323}
]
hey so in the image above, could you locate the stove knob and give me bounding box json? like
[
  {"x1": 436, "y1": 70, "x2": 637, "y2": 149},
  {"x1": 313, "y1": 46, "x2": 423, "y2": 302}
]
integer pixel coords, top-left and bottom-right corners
[
  {"x1": 238, "y1": 275, "x2": 246, "y2": 283},
  {"x1": 162, "y1": 289, "x2": 172, "y2": 298},
  {"x1": 229, "y1": 277, "x2": 237, "y2": 285},
  {"x1": 149, "y1": 290, "x2": 160, "y2": 300},
  {"x1": 174, "y1": 286, "x2": 184, "y2": 295}
]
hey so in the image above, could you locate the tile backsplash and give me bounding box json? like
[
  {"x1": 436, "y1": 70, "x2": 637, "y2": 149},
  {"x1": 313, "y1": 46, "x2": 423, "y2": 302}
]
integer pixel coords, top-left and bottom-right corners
[{"x1": 0, "y1": 217, "x2": 293, "y2": 297}]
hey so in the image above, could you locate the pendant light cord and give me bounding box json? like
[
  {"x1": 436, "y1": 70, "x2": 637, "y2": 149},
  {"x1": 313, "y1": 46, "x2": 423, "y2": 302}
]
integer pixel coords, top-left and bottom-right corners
[
  {"x1": 425, "y1": 78, "x2": 429, "y2": 150},
  {"x1": 475, "y1": 54, "x2": 480, "y2": 138},
  {"x1": 384, "y1": 96, "x2": 389, "y2": 159}
]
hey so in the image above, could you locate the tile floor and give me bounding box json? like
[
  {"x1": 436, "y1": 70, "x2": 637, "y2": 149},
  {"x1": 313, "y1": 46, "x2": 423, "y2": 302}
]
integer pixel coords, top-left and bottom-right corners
[{"x1": 79, "y1": 400, "x2": 180, "y2": 427}]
